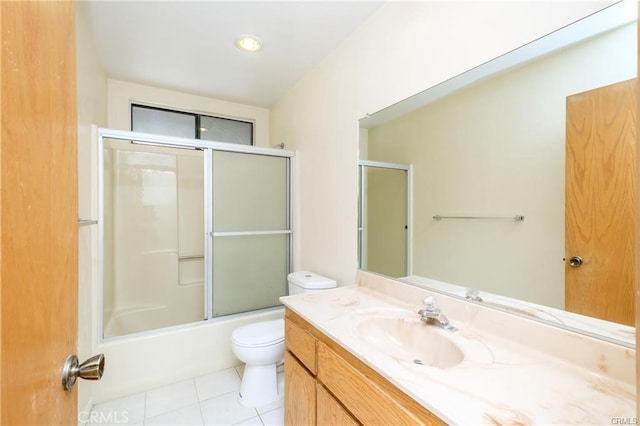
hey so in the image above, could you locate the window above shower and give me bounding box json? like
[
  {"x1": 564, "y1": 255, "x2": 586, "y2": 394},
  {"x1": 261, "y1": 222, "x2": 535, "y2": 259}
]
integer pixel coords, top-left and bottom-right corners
[{"x1": 131, "y1": 104, "x2": 254, "y2": 145}]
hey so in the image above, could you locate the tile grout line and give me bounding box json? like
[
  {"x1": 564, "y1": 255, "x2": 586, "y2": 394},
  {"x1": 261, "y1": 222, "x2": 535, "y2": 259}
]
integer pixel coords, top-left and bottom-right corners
[
  {"x1": 143, "y1": 390, "x2": 148, "y2": 424},
  {"x1": 197, "y1": 399, "x2": 205, "y2": 426},
  {"x1": 191, "y1": 377, "x2": 205, "y2": 426},
  {"x1": 194, "y1": 376, "x2": 205, "y2": 426}
]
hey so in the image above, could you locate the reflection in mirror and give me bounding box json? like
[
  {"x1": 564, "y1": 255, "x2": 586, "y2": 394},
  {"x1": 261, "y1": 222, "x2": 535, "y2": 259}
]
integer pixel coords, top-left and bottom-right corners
[
  {"x1": 358, "y1": 161, "x2": 410, "y2": 277},
  {"x1": 358, "y1": 0, "x2": 636, "y2": 347}
]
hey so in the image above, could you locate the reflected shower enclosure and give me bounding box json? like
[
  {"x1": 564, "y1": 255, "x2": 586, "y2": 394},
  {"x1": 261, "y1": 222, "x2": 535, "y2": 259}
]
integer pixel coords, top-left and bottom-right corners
[
  {"x1": 358, "y1": 161, "x2": 410, "y2": 278},
  {"x1": 99, "y1": 130, "x2": 293, "y2": 339}
]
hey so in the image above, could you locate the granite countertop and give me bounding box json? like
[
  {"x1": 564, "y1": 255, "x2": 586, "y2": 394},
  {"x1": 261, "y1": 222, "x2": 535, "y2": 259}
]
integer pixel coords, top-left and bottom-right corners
[{"x1": 280, "y1": 278, "x2": 636, "y2": 425}]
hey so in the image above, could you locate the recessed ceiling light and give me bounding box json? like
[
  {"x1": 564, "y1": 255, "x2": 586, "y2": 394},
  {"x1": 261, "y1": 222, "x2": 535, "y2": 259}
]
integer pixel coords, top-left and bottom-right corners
[{"x1": 235, "y1": 35, "x2": 263, "y2": 53}]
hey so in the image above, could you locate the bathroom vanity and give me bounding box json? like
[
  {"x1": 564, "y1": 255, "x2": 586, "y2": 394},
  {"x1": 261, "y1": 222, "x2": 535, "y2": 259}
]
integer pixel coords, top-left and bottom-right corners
[
  {"x1": 284, "y1": 309, "x2": 444, "y2": 425},
  {"x1": 281, "y1": 271, "x2": 635, "y2": 425}
]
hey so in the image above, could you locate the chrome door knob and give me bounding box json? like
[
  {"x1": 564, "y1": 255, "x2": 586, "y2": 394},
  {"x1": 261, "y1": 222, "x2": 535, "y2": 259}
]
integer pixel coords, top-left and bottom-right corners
[
  {"x1": 61, "y1": 353, "x2": 105, "y2": 391},
  {"x1": 569, "y1": 256, "x2": 584, "y2": 267}
]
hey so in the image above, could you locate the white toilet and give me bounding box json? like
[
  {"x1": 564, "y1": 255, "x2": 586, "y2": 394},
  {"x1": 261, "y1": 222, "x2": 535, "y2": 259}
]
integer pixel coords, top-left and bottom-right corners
[{"x1": 231, "y1": 271, "x2": 337, "y2": 407}]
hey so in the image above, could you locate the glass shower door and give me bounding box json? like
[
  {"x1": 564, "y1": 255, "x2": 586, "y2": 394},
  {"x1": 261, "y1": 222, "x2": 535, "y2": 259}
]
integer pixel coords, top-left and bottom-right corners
[
  {"x1": 102, "y1": 137, "x2": 205, "y2": 338},
  {"x1": 211, "y1": 151, "x2": 290, "y2": 317},
  {"x1": 99, "y1": 128, "x2": 294, "y2": 339},
  {"x1": 359, "y1": 162, "x2": 409, "y2": 278}
]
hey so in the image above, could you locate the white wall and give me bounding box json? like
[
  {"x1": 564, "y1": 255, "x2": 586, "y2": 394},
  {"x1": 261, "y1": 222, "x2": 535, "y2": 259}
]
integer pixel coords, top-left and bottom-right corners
[
  {"x1": 270, "y1": 0, "x2": 615, "y2": 288},
  {"x1": 76, "y1": 3, "x2": 108, "y2": 413},
  {"x1": 107, "y1": 79, "x2": 271, "y2": 148},
  {"x1": 365, "y1": 22, "x2": 636, "y2": 308}
]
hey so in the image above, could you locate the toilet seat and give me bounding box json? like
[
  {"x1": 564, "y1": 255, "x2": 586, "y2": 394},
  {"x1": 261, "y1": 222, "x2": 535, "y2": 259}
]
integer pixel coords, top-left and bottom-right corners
[{"x1": 232, "y1": 319, "x2": 284, "y2": 348}]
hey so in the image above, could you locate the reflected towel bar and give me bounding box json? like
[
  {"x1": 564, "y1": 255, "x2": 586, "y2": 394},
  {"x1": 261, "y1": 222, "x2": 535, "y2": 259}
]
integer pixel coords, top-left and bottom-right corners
[
  {"x1": 78, "y1": 219, "x2": 98, "y2": 226},
  {"x1": 178, "y1": 255, "x2": 205, "y2": 260},
  {"x1": 433, "y1": 215, "x2": 524, "y2": 221}
]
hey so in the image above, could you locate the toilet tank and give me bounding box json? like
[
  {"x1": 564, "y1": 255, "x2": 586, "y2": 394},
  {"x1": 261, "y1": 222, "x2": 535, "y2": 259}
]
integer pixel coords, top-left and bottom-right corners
[{"x1": 287, "y1": 271, "x2": 337, "y2": 295}]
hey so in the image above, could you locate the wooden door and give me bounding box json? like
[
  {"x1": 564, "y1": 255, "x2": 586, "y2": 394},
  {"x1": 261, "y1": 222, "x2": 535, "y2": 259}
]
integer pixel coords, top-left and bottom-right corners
[
  {"x1": 1, "y1": 1, "x2": 78, "y2": 424},
  {"x1": 565, "y1": 79, "x2": 636, "y2": 326}
]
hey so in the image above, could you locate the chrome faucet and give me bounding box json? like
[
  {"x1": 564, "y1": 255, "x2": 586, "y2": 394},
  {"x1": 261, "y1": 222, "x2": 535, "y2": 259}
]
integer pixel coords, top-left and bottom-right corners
[
  {"x1": 465, "y1": 287, "x2": 483, "y2": 302},
  {"x1": 418, "y1": 296, "x2": 458, "y2": 332}
]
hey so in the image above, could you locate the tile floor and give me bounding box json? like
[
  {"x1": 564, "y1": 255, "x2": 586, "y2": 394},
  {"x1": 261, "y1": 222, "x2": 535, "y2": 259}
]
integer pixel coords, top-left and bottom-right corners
[{"x1": 87, "y1": 366, "x2": 284, "y2": 426}]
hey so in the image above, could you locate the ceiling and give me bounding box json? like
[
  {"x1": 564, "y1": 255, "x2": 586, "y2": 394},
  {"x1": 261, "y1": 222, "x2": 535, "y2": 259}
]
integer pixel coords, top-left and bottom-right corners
[{"x1": 81, "y1": 1, "x2": 384, "y2": 108}]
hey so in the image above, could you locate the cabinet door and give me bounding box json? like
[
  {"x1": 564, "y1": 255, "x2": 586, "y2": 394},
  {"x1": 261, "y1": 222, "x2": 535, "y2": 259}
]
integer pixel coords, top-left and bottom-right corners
[
  {"x1": 285, "y1": 351, "x2": 316, "y2": 426},
  {"x1": 317, "y1": 384, "x2": 359, "y2": 426}
]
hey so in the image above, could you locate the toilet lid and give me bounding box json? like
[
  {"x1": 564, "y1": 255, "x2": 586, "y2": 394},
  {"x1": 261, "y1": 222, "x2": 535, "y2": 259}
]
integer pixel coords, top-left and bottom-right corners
[{"x1": 232, "y1": 319, "x2": 284, "y2": 347}]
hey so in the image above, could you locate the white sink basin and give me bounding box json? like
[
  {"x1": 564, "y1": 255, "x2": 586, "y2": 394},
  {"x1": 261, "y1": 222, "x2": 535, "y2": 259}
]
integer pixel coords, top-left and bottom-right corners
[{"x1": 354, "y1": 309, "x2": 464, "y2": 369}]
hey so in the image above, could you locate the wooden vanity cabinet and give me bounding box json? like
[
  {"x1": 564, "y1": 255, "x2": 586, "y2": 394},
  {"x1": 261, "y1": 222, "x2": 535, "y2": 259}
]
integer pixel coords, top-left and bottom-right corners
[
  {"x1": 284, "y1": 351, "x2": 316, "y2": 425},
  {"x1": 316, "y1": 382, "x2": 359, "y2": 426},
  {"x1": 284, "y1": 309, "x2": 445, "y2": 426}
]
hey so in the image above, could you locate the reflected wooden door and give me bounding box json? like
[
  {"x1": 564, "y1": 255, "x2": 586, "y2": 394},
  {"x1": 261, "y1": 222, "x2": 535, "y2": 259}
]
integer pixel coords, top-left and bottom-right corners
[
  {"x1": 565, "y1": 78, "x2": 636, "y2": 326},
  {"x1": 1, "y1": 1, "x2": 78, "y2": 423}
]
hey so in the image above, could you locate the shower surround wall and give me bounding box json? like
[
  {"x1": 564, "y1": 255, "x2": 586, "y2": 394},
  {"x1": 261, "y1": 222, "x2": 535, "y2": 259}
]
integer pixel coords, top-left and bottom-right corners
[{"x1": 103, "y1": 143, "x2": 205, "y2": 338}]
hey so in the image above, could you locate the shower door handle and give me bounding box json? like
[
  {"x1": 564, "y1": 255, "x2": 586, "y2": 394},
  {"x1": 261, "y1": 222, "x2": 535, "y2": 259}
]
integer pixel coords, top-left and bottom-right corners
[{"x1": 61, "y1": 353, "x2": 105, "y2": 391}]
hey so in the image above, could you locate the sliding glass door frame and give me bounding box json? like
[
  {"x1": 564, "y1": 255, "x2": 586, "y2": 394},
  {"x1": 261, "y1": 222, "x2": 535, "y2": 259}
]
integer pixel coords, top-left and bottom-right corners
[
  {"x1": 207, "y1": 150, "x2": 293, "y2": 319},
  {"x1": 97, "y1": 128, "x2": 294, "y2": 341},
  {"x1": 358, "y1": 160, "x2": 412, "y2": 276}
]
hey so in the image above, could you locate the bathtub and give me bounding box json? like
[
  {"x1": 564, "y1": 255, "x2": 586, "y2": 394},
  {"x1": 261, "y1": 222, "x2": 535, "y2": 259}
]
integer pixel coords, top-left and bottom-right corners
[{"x1": 91, "y1": 307, "x2": 284, "y2": 404}]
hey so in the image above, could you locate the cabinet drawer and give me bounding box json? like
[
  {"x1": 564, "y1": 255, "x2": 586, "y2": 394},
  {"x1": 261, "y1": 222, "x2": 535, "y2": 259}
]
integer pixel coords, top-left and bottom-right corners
[
  {"x1": 285, "y1": 316, "x2": 317, "y2": 374},
  {"x1": 317, "y1": 342, "x2": 438, "y2": 426}
]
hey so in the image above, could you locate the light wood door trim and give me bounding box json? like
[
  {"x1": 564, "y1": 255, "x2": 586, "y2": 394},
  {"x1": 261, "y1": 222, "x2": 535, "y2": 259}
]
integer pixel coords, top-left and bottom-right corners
[
  {"x1": 1, "y1": 1, "x2": 78, "y2": 423},
  {"x1": 565, "y1": 78, "x2": 636, "y2": 325}
]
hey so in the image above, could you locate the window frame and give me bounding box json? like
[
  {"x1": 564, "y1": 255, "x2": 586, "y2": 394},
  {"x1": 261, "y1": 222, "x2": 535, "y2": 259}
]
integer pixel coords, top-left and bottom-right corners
[{"x1": 130, "y1": 103, "x2": 255, "y2": 146}]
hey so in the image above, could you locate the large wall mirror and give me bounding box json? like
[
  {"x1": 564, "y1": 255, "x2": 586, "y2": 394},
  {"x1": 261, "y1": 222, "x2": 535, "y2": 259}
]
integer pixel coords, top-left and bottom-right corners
[{"x1": 358, "y1": 0, "x2": 637, "y2": 347}]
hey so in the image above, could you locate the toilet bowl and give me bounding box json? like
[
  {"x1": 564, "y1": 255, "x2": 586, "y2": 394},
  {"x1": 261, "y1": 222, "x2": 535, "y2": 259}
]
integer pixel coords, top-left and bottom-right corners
[
  {"x1": 230, "y1": 271, "x2": 337, "y2": 407},
  {"x1": 231, "y1": 319, "x2": 285, "y2": 407}
]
